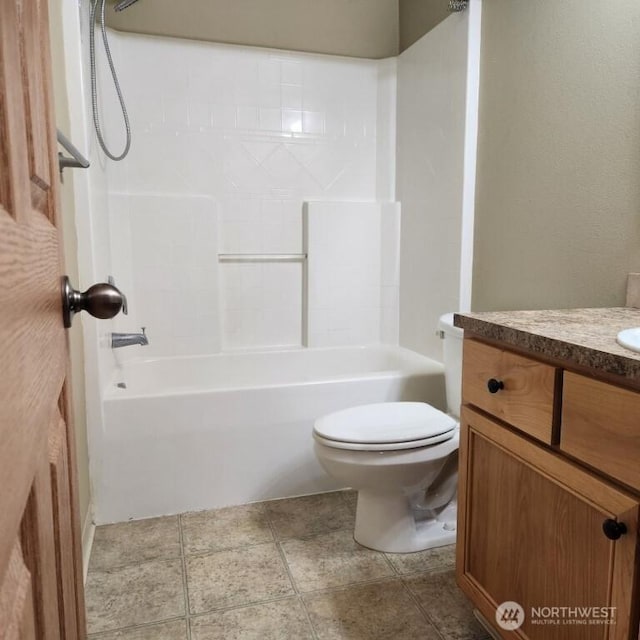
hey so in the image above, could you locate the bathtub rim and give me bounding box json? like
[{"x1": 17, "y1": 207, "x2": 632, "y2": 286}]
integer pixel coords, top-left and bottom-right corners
[{"x1": 105, "y1": 344, "x2": 444, "y2": 401}]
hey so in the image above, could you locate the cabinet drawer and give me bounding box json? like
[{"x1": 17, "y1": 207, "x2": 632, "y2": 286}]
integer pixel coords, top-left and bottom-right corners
[
  {"x1": 561, "y1": 372, "x2": 640, "y2": 490},
  {"x1": 461, "y1": 339, "x2": 557, "y2": 443}
]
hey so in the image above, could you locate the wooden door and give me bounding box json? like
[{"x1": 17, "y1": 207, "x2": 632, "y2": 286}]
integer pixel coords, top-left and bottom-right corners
[
  {"x1": 0, "y1": 0, "x2": 86, "y2": 638},
  {"x1": 457, "y1": 407, "x2": 639, "y2": 640}
]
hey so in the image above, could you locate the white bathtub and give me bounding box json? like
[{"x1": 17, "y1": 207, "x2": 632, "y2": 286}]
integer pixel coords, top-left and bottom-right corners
[{"x1": 98, "y1": 345, "x2": 445, "y2": 523}]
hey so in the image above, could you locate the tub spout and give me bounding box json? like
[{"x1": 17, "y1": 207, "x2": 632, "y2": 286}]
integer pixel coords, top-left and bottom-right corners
[{"x1": 111, "y1": 327, "x2": 149, "y2": 348}]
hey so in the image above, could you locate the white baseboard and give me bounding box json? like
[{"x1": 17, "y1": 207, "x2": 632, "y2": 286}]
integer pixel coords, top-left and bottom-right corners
[{"x1": 81, "y1": 506, "x2": 95, "y2": 585}]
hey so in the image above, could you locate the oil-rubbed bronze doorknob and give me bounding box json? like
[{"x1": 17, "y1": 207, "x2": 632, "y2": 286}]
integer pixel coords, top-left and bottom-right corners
[{"x1": 62, "y1": 276, "x2": 127, "y2": 328}]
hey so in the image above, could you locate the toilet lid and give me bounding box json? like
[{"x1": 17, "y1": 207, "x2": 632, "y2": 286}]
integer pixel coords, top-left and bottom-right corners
[{"x1": 313, "y1": 402, "x2": 456, "y2": 445}]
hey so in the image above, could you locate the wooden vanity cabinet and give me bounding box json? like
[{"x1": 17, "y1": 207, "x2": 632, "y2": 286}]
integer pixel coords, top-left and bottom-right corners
[{"x1": 457, "y1": 339, "x2": 640, "y2": 640}]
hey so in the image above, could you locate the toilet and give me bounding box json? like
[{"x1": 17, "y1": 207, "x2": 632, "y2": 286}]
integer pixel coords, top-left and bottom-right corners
[{"x1": 312, "y1": 313, "x2": 463, "y2": 553}]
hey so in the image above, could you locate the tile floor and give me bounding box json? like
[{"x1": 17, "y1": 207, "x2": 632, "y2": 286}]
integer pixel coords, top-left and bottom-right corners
[{"x1": 85, "y1": 490, "x2": 490, "y2": 640}]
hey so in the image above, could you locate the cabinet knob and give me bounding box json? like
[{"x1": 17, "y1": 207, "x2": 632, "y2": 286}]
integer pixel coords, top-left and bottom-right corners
[
  {"x1": 602, "y1": 519, "x2": 627, "y2": 540},
  {"x1": 487, "y1": 378, "x2": 505, "y2": 394}
]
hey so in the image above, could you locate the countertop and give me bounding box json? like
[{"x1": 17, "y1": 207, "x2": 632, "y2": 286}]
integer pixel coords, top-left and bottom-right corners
[{"x1": 454, "y1": 308, "x2": 640, "y2": 381}]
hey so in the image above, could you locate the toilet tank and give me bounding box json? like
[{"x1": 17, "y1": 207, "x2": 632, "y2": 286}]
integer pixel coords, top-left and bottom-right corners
[{"x1": 438, "y1": 313, "x2": 464, "y2": 418}]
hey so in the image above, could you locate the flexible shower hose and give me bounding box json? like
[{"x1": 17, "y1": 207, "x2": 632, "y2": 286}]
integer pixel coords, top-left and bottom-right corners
[{"x1": 89, "y1": 0, "x2": 131, "y2": 161}]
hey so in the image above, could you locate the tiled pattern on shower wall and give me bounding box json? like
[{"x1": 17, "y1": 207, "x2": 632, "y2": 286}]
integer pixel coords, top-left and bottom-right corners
[
  {"x1": 109, "y1": 194, "x2": 220, "y2": 358},
  {"x1": 220, "y1": 261, "x2": 303, "y2": 350},
  {"x1": 102, "y1": 30, "x2": 396, "y2": 351},
  {"x1": 109, "y1": 33, "x2": 383, "y2": 204}
]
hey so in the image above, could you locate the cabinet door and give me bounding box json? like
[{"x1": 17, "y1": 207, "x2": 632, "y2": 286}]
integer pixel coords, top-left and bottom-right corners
[{"x1": 457, "y1": 407, "x2": 639, "y2": 640}]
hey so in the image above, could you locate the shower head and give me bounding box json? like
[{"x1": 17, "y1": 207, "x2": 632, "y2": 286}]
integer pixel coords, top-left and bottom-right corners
[
  {"x1": 448, "y1": 0, "x2": 468, "y2": 11},
  {"x1": 114, "y1": 0, "x2": 140, "y2": 11}
]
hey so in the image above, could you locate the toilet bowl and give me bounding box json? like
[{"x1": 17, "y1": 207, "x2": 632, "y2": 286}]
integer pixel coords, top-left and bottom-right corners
[{"x1": 312, "y1": 313, "x2": 463, "y2": 553}]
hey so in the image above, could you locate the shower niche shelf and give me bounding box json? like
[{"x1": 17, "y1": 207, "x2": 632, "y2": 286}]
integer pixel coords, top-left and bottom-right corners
[{"x1": 218, "y1": 253, "x2": 307, "y2": 263}]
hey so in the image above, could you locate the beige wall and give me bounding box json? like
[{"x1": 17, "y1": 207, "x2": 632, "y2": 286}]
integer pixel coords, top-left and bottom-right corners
[
  {"x1": 399, "y1": 0, "x2": 451, "y2": 52},
  {"x1": 106, "y1": 0, "x2": 399, "y2": 59},
  {"x1": 472, "y1": 0, "x2": 640, "y2": 311},
  {"x1": 48, "y1": 0, "x2": 92, "y2": 532}
]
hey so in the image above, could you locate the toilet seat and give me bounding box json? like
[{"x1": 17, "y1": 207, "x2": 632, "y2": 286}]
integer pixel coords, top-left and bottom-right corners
[
  {"x1": 313, "y1": 430, "x2": 456, "y2": 451},
  {"x1": 313, "y1": 402, "x2": 457, "y2": 452}
]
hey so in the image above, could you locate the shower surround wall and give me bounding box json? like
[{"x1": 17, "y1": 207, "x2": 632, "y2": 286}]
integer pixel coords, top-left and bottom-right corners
[
  {"x1": 397, "y1": 9, "x2": 475, "y2": 360},
  {"x1": 72, "y1": 14, "x2": 480, "y2": 523},
  {"x1": 101, "y1": 30, "x2": 398, "y2": 355}
]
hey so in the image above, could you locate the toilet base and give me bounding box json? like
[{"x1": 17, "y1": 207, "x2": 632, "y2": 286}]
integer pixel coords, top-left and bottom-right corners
[{"x1": 353, "y1": 490, "x2": 457, "y2": 553}]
